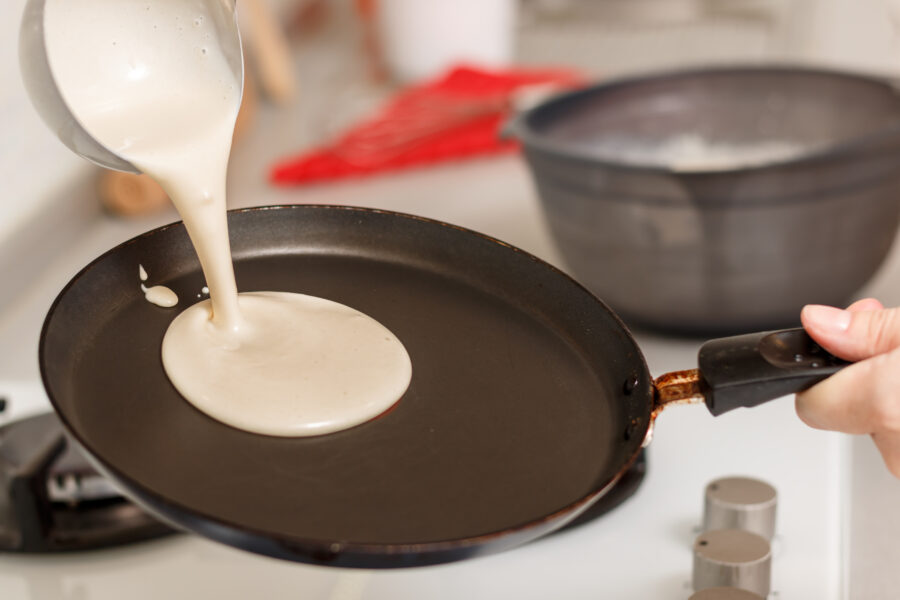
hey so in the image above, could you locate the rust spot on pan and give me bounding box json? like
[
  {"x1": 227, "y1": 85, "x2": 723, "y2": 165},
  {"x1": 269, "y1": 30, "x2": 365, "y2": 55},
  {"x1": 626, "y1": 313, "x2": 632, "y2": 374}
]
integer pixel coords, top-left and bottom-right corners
[
  {"x1": 642, "y1": 369, "x2": 708, "y2": 447},
  {"x1": 652, "y1": 369, "x2": 706, "y2": 417}
]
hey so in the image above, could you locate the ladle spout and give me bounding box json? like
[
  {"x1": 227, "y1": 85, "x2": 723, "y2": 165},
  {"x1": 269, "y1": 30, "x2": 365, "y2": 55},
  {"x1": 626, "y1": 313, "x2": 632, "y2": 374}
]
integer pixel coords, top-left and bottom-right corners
[
  {"x1": 19, "y1": 0, "x2": 139, "y2": 173},
  {"x1": 19, "y1": 0, "x2": 243, "y2": 174}
]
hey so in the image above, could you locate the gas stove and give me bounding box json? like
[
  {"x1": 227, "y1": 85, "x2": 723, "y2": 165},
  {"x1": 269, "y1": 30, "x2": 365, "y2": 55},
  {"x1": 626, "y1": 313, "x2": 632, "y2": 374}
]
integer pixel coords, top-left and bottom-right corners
[
  {"x1": 0, "y1": 410, "x2": 647, "y2": 555},
  {"x1": 0, "y1": 374, "x2": 848, "y2": 599},
  {"x1": 4, "y1": 148, "x2": 894, "y2": 597},
  {"x1": 0, "y1": 412, "x2": 173, "y2": 554}
]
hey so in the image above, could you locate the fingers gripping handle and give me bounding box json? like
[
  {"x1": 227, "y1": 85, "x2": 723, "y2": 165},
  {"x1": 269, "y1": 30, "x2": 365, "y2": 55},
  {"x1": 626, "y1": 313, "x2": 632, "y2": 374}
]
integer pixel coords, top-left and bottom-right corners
[{"x1": 698, "y1": 328, "x2": 849, "y2": 416}]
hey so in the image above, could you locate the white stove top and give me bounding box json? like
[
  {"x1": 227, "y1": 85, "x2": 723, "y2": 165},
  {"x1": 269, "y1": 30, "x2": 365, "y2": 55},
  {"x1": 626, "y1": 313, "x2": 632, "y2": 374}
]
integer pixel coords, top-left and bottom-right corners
[{"x1": 4, "y1": 144, "x2": 890, "y2": 598}]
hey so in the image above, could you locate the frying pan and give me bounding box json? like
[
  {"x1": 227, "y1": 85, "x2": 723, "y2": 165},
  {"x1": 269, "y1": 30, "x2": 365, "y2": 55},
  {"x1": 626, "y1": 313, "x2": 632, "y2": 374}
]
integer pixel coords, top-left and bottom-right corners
[{"x1": 39, "y1": 205, "x2": 848, "y2": 568}]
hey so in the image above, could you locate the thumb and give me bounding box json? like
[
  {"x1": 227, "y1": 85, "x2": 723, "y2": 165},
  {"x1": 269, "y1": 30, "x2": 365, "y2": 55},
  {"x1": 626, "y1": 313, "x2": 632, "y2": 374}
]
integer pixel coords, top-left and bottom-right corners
[{"x1": 801, "y1": 303, "x2": 900, "y2": 362}]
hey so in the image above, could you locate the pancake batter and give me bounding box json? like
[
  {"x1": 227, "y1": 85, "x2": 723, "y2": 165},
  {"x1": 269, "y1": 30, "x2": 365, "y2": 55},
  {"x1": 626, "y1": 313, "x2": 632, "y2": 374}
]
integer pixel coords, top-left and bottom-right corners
[{"x1": 44, "y1": 0, "x2": 412, "y2": 436}]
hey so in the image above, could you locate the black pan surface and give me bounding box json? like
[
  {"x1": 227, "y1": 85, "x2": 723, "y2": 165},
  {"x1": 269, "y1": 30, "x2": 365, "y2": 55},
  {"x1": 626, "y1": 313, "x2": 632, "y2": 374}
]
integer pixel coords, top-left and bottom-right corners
[{"x1": 40, "y1": 205, "x2": 653, "y2": 567}]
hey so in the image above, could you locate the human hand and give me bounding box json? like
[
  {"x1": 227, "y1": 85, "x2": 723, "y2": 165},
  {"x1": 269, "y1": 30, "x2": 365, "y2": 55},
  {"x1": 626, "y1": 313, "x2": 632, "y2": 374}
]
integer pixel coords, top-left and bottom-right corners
[{"x1": 796, "y1": 298, "x2": 900, "y2": 478}]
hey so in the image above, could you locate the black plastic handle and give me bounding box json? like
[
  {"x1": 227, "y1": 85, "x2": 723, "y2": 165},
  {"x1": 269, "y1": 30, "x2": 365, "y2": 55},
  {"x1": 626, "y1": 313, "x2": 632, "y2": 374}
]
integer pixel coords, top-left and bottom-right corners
[{"x1": 698, "y1": 328, "x2": 850, "y2": 416}]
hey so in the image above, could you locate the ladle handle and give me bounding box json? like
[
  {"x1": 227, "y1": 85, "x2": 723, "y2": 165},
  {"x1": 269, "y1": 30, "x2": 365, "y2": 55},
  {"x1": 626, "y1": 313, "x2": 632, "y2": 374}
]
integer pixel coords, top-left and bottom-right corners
[{"x1": 698, "y1": 328, "x2": 850, "y2": 416}]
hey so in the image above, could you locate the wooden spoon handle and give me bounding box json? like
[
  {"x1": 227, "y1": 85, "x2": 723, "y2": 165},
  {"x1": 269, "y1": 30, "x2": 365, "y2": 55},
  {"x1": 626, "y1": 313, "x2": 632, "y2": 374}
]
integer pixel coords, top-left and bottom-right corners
[
  {"x1": 99, "y1": 172, "x2": 169, "y2": 217},
  {"x1": 241, "y1": 0, "x2": 297, "y2": 105}
]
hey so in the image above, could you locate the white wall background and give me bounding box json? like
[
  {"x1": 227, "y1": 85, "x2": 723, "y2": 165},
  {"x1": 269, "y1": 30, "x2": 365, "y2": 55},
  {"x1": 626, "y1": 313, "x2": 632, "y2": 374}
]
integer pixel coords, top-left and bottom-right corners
[
  {"x1": 0, "y1": 0, "x2": 86, "y2": 244},
  {"x1": 799, "y1": 0, "x2": 900, "y2": 72}
]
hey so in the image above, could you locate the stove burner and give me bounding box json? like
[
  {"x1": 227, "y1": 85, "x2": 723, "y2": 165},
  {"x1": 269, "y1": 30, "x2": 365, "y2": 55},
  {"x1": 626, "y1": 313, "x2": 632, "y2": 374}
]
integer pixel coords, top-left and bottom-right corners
[
  {"x1": 0, "y1": 412, "x2": 173, "y2": 553},
  {"x1": 0, "y1": 413, "x2": 644, "y2": 554}
]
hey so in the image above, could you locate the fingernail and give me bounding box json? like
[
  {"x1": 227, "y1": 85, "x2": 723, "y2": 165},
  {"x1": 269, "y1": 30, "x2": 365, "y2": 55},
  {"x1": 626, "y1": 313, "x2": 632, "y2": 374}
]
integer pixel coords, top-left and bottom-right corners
[{"x1": 803, "y1": 304, "x2": 851, "y2": 333}]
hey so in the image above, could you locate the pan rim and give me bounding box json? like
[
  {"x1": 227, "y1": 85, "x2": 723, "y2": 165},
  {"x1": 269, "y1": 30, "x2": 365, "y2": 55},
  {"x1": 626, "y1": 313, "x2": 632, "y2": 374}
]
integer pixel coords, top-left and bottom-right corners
[{"x1": 38, "y1": 204, "x2": 652, "y2": 565}]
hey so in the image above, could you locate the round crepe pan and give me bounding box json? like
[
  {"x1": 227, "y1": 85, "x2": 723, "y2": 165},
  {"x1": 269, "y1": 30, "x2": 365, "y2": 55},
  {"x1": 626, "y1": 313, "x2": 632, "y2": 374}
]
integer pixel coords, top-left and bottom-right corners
[{"x1": 39, "y1": 205, "x2": 849, "y2": 568}]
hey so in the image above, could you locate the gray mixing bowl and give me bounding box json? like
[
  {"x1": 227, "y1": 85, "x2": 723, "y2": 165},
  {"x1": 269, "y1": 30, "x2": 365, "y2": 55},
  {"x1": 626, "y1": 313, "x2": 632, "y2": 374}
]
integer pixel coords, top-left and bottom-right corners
[{"x1": 509, "y1": 66, "x2": 900, "y2": 335}]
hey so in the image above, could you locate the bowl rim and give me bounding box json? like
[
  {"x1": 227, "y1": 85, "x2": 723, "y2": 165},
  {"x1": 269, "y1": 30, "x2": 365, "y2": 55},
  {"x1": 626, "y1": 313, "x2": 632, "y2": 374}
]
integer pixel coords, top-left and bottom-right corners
[{"x1": 509, "y1": 64, "x2": 900, "y2": 176}]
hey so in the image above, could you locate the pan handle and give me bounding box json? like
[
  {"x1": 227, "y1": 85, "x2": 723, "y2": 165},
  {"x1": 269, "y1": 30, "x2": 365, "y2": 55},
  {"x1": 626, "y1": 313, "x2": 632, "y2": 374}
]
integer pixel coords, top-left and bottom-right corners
[{"x1": 653, "y1": 328, "x2": 850, "y2": 417}]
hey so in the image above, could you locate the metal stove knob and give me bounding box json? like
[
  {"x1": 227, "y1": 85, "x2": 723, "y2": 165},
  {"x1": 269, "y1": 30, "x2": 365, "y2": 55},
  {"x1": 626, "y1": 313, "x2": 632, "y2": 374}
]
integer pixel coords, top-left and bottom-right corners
[
  {"x1": 693, "y1": 529, "x2": 771, "y2": 597},
  {"x1": 688, "y1": 587, "x2": 766, "y2": 600},
  {"x1": 703, "y1": 476, "x2": 776, "y2": 540}
]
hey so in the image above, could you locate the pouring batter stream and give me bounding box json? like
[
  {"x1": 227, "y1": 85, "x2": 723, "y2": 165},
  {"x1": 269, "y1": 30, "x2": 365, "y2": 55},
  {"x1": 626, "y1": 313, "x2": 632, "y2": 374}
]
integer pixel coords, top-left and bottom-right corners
[{"x1": 43, "y1": 0, "x2": 411, "y2": 436}]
